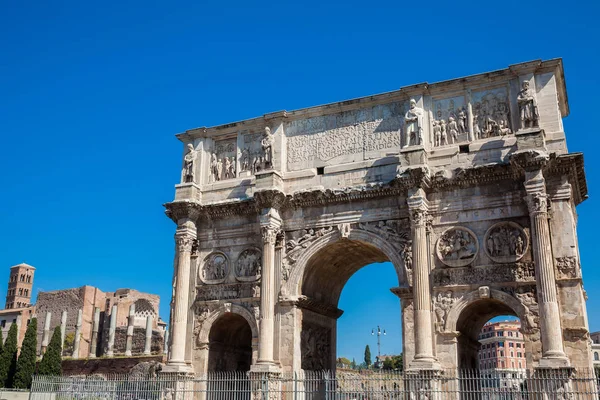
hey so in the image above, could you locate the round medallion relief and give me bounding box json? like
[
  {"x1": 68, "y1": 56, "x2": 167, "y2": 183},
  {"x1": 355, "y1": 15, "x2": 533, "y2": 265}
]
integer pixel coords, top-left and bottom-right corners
[
  {"x1": 436, "y1": 226, "x2": 479, "y2": 267},
  {"x1": 200, "y1": 252, "x2": 228, "y2": 284},
  {"x1": 483, "y1": 222, "x2": 528, "y2": 263},
  {"x1": 235, "y1": 248, "x2": 262, "y2": 282}
]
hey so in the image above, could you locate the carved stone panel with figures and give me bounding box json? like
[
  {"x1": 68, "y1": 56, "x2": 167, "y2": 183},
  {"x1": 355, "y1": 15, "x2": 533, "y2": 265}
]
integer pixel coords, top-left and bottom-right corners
[
  {"x1": 436, "y1": 227, "x2": 479, "y2": 267},
  {"x1": 301, "y1": 321, "x2": 331, "y2": 371},
  {"x1": 472, "y1": 87, "x2": 512, "y2": 140},
  {"x1": 209, "y1": 138, "x2": 237, "y2": 183},
  {"x1": 239, "y1": 132, "x2": 262, "y2": 175},
  {"x1": 484, "y1": 222, "x2": 528, "y2": 263},
  {"x1": 200, "y1": 252, "x2": 228, "y2": 284},
  {"x1": 235, "y1": 248, "x2": 262, "y2": 282},
  {"x1": 431, "y1": 95, "x2": 469, "y2": 147}
]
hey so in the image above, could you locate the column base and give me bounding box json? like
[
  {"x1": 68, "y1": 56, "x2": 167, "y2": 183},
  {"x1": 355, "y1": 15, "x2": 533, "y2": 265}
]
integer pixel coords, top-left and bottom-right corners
[
  {"x1": 538, "y1": 355, "x2": 571, "y2": 368},
  {"x1": 408, "y1": 357, "x2": 441, "y2": 371},
  {"x1": 250, "y1": 363, "x2": 281, "y2": 374},
  {"x1": 162, "y1": 362, "x2": 194, "y2": 374},
  {"x1": 125, "y1": 350, "x2": 132, "y2": 356}
]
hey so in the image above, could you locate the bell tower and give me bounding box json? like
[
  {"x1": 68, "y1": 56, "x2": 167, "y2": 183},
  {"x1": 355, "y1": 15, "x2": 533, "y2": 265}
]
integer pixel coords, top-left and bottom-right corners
[{"x1": 5, "y1": 263, "x2": 35, "y2": 309}]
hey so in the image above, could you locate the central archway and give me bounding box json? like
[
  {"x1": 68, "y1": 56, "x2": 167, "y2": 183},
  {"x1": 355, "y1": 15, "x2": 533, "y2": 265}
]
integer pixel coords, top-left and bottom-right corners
[{"x1": 292, "y1": 228, "x2": 408, "y2": 371}]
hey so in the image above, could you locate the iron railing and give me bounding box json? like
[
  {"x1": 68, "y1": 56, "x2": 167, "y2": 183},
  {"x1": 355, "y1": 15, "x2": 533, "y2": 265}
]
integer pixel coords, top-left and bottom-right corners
[{"x1": 29, "y1": 369, "x2": 600, "y2": 400}]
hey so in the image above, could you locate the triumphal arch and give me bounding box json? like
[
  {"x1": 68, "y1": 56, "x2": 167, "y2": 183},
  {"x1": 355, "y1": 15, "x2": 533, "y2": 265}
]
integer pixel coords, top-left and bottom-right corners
[{"x1": 163, "y1": 59, "x2": 591, "y2": 376}]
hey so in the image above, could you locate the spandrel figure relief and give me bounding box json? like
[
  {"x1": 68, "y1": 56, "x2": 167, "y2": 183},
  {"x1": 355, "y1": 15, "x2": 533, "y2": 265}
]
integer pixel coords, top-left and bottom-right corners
[
  {"x1": 436, "y1": 227, "x2": 479, "y2": 267},
  {"x1": 484, "y1": 222, "x2": 529, "y2": 263},
  {"x1": 517, "y1": 80, "x2": 539, "y2": 129},
  {"x1": 404, "y1": 99, "x2": 424, "y2": 148},
  {"x1": 200, "y1": 252, "x2": 228, "y2": 284}
]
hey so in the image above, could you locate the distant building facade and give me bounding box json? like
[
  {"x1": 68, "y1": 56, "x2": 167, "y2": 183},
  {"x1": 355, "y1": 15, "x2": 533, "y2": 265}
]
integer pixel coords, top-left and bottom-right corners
[
  {"x1": 590, "y1": 331, "x2": 600, "y2": 368},
  {"x1": 478, "y1": 321, "x2": 526, "y2": 388},
  {"x1": 0, "y1": 263, "x2": 36, "y2": 349}
]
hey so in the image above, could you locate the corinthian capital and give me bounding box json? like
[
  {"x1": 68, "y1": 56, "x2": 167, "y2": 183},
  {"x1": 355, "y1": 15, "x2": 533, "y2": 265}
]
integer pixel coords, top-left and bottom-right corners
[
  {"x1": 175, "y1": 234, "x2": 195, "y2": 252},
  {"x1": 261, "y1": 227, "x2": 281, "y2": 245},
  {"x1": 409, "y1": 209, "x2": 429, "y2": 227}
]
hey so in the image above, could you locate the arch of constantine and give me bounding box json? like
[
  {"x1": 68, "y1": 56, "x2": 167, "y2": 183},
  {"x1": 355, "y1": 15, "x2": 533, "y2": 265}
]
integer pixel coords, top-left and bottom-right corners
[{"x1": 163, "y1": 59, "x2": 591, "y2": 377}]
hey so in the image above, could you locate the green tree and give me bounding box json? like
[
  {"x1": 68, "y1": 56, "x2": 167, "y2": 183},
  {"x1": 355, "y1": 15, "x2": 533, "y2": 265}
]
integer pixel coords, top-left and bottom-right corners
[
  {"x1": 13, "y1": 318, "x2": 38, "y2": 389},
  {"x1": 337, "y1": 357, "x2": 351, "y2": 368},
  {"x1": 364, "y1": 345, "x2": 372, "y2": 367},
  {"x1": 0, "y1": 329, "x2": 4, "y2": 358},
  {"x1": 38, "y1": 326, "x2": 62, "y2": 376},
  {"x1": 351, "y1": 358, "x2": 357, "y2": 370},
  {"x1": 382, "y1": 354, "x2": 403, "y2": 371},
  {"x1": 0, "y1": 323, "x2": 19, "y2": 387}
]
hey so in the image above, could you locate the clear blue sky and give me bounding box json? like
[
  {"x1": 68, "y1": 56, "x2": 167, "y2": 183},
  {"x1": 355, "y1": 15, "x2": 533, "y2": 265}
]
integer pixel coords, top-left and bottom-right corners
[{"x1": 1, "y1": 1, "x2": 599, "y2": 364}]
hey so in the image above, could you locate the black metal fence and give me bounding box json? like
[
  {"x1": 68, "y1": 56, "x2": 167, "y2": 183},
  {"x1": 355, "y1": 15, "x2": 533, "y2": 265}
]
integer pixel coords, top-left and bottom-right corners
[{"x1": 28, "y1": 369, "x2": 600, "y2": 400}]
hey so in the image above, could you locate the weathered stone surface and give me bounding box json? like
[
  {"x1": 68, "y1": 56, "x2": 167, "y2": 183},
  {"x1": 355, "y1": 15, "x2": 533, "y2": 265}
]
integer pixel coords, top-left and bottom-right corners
[{"x1": 166, "y1": 59, "x2": 591, "y2": 374}]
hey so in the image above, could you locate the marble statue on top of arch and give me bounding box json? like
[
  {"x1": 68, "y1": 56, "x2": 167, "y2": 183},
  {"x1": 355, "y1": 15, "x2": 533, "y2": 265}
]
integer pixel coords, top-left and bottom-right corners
[
  {"x1": 404, "y1": 99, "x2": 424, "y2": 148},
  {"x1": 182, "y1": 144, "x2": 196, "y2": 183},
  {"x1": 517, "y1": 80, "x2": 539, "y2": 129},
  {"x1": 261, "y1": 126, "x2": 274, "y2": 170}
]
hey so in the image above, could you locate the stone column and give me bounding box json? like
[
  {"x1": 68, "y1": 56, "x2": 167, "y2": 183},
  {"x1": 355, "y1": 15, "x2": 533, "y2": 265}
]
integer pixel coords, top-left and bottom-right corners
[
  {"x1": 90, "y1": 308, "x2": 100, "y2": 358},
  {"x1": 144, "y1": 315, "x2": 153, "y2": 355},
  {"x1": 125, "y1": 304, "x2": 135, "y2": 356},
  {"x1": 166, "y1": 232, "x2": 195, "y2": 370},
  {"x1": 524, "y1": 167, "x2": 569, "y2": 367},
  {"x1": 164, "y1": 328, "x2": 169, "y2": 355},
  {"x1": 407, "y1": 187, "x2": 438, "y2": 370},
  {"x1": 254, "y1": 207, "x2": 282, "y2": 371},
  {"x1": 41, "y1": 312, "x2": 51, "y2": 355},
  {"x1": 72, "y1": 309, "x2": 82, "y2": 359},
  {"x1": 60, "y1": 311, "x2": 67, "y2": 356},
  {"x1": 107, "y1": 305, "x2": 117, "y2": 357},
  {"x1": 273, "y1": 232, "x2": 284, "y2": 365}
]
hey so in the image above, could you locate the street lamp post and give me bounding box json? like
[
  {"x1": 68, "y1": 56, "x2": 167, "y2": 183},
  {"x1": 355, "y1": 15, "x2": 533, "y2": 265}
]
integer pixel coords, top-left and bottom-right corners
[{"x1": 371, "y1": 325, "x2": 386, "y2": 368}]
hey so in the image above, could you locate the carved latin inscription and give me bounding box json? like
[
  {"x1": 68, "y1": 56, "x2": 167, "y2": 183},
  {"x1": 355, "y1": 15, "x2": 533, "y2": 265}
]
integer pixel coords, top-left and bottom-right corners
[{"x1": 436, "y1": 227, "x2": 479, "y2": 267}]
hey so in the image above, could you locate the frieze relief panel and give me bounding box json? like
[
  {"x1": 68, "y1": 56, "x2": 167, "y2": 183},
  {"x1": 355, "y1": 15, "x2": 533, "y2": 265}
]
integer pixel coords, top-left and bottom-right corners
[
  {"x1": 431, "y1": 96, "x2": 469, "y2": 147},
  {"x1": 209, "y1": 138, "x2": 237, "y2": 183},
  {"x1": 239, "y1": 132, "x2": 262, "y2": 175},
  {"x1": 471, "y1": 87, "x2": 512, "y2": 139},
  {"x1": 285, "y1": 103, "x2": 404, "y2": 171},
  {"x1": 555, "y1": 256, "x2": 579, "y2": 279},
  {"x1": 195, "y1": 282, "x2": 260, "y2": 302},
  {"x1": 301, "y1": 321, "x2": 331, "y2": 371},
  {"x1": 432, "y1": 262, "x2": 535, "y2": 287}
]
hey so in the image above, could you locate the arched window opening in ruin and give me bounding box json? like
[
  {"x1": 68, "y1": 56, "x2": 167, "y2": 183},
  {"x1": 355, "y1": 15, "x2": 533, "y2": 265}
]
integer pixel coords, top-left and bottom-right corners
[
  {"x1": 207, "y1": 313, "x2": 252, "y2": 372},
  {"x1": 299, "y1": 237, "x2": 405, "y2": 371}
]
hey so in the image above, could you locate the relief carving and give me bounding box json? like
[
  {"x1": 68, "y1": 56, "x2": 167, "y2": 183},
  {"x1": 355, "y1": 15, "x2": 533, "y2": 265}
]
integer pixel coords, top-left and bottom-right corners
[
  {"x1": 404, "y1": 99, "x2": 424, "y2": 148},
  {"x1": 195, "y1": 283, "x2": 259, "y2": 301},
  {"x1": 433, "y1": 263, "x2": 534, "y2": 286},
  {"x1": 261, "y1": 127, "x2": 274, "y2": 170},
  {"x1": 472, "y1": 87, "x2": 512, "y2": 139},
  {"x1": 285, "y1": 226, "x2": 334, "y2": 265},
  {"x1": 515, "y1": 290, "x2": 539, "y2": 334},
  {"x1": 525, "y1": 192, "x2": 548, "y2": 214},
  {"x1": 182, "y1": 144, "x2": 196, "y2": 183},
  {"x1": 199, "y1": 252, "x2": 228, "y2": 284},
  {"x1": 432, "y1": 96, "x2": 468, "y2": 147},
  {"x1": 436, "y1": 227, "x2": 479, "y2": 267},
  {"x1": 484, "y1": 222, "x2": 528, "y2": 263},
  {"x1": 236, "y1": 248, "x2": 262, "y2": 281},
  {"x1": 517, "y1": 80, "x2": 539, "y2": 130},
  {"x1": 433, "y1": 291, "x2": 460, "y2": 332},
  {"x1": 210, "y1": 139, "x2": 236, "y2": 183},
  {"x1": 301, "y1": 322, "x2": 331, "y2": 371},
  {"x1": 555, "y1": 256, "x2": 579, "y2": 279},
  {"x1": 239, "y1": 132, "x2": 262, "y2": 174},
  {"x1": 285, "y1": 103, "x2": 402, "y2": 169}
]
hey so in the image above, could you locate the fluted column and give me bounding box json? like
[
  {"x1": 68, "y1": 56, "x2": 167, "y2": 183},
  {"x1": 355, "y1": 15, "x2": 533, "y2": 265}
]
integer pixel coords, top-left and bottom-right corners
[
  {"x1": 524, "y1": 168, "x2": 569, "y2": 367},
  {"x1": 167, "y1": 232, "x2": 195, "y2": 369},
  {"x1": 407, "y1": 187, "x2": 438, "y2": 370},
  {"x1": 273, "y1": 232, "x2": 284, "y2": 365},
  {"x1": 254, "y1": 207, "x2": 282, "y2": 370}
]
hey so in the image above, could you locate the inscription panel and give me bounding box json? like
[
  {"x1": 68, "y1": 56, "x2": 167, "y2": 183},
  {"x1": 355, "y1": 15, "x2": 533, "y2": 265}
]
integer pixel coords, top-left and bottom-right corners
[{"x1": 285, "y1": 102, "x2": 404, "y2": 171}]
